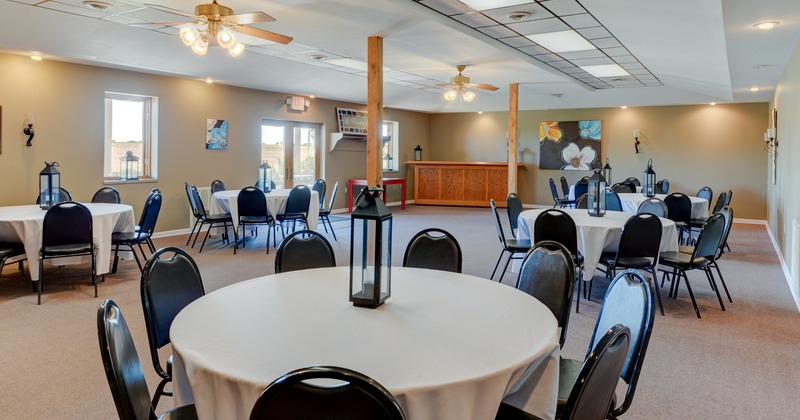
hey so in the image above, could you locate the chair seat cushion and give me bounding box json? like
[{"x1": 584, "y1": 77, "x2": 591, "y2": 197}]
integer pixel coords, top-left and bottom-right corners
[
  {"x1": 43, "y1": 243, "x2": 92, "y2": 255},
  {"x1": 678, "y1": 245, "x2": 694, "y2": 254},
  {"x1": 557, "y1": 357, "x2": 582, "y2": 407},
  {"x1": 599, "y1": 251, "x2": 652, "y2": 269},
  {"x1": 674, "y1": 221, "x2": 689, "y2": 229},
  {"x1": 495, "y1": 402, "x2": 544, "y2": 420},
  {"x1": 112, "y1": 232, "x2": 149, "y2": 244},
  {"x1": 505, "y1": 239, "x2": 531, "y2": 252},
  {"x1": 689, "y1": 218, "x2": 706, "y2": 227},
  {"x1": 659, "y1": 251, "x2": 707, "y2": 267},
  {"x1": 202, "y1": 213, "x2": 232, "y2": 222},
  {"x1": 240, "y1": 215, "x2": 270, "y2": 223},
  {"x1": 0, "y1": 243, "x2": 25, "y2": 259},
  {"x1": 318, "y1": 208, "x2": 332, "y2": 216},
  {"x1": 277, "y1": 213, "x2": 307, "y2": 221}
]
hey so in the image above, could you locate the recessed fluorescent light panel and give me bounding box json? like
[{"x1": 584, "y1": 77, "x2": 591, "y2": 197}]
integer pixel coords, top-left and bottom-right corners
[
  {"x1": 527, "y1": 30, "x2": 595, "y2": 53},
  {"x1": 459, "y1": 0, "x2": 532, "y2": 11},
  {"x1": 580, "y1": 64, "x2": 629, "y2": 78}
]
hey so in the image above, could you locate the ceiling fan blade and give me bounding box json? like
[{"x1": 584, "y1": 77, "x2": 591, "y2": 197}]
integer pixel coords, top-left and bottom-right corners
[
  {"x1": 224, "y1": 12, "x2": 275, "y2": 25},
  {"x1": 435, "y1": 83, "x2": 455, "y2": 88},
  {"x1": 235, "y1": 25, "x2": 293, "y2": 45},
  {"x1": 143, "y1": 3, "x2": 200, "y2": 20},
  {"x1": 129, "y1": 21, "x2": 195, "y2": 28},
  {"x1": 466, "y1": 83, "x2": 499, "y2": 91}
]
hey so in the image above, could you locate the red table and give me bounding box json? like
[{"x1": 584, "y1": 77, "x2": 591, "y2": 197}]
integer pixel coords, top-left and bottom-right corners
[{"x1": 348, "y1": 178, "x2": 406, "y2": 212}]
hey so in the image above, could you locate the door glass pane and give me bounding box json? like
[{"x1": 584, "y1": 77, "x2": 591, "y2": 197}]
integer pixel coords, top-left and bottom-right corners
[
  {"x1": 261, "y1": 125, "x2": 286, "y2": 188},
  {"x1": 293, "y1": 126, "x2": 316, "y2": 186},
  {"x1": 109, "y1": 99, "x2": 145, "y2": 178}
]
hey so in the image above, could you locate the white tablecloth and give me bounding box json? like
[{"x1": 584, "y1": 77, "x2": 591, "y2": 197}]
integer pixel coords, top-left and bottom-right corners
[
  {"x1": 210, "y1": 189, "x2": 319, "y2": 233},
  {"x1": 0, "y1": 203, "x2": 136, "y2": 281},
  {"x1": 171, "y1": 267, "x2": 560, "y2": 420},
  {"x1": 518, "y1": 208, "x2": 679, "y2": 280},
  {"x1": 569, "y1": 184, "x2": 642, "y2": 200},
  {"x1": 617, "y1": 193, "x2": 708, "y2": 219}
]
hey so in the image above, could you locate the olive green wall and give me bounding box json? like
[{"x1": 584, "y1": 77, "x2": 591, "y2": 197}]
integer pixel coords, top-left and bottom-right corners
[
  {"x1": 0, "y1": 53, "x2": 429, "y2": 231},
  {"x1": 428, "y1": 103, "x2": 769, "y2": 219}
]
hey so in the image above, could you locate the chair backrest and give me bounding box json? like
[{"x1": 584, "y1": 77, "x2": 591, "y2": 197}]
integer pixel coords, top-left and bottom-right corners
[
  {"x1": 611, "y1": 183, "x2": 631, "y2": 194},
  {"x1": 517, "y1": 240, "x2": 575, "y2": 347},
  {"x1": 185, "y1": 182, "x2": 201, "y2": 219},
  {"x1": 654, "y1": 180, "x2": 663, "y2": 195},
  {"x1": 312, "y1": 179, "x2": 327, "y2": 207},
  {"x1": 137, "y1": 190, "x2": 162, "y2": 236},
  {"x1": 489, "y1": 199, "x2": 508, "y2": 246},
  {"x1": 715, "y1": 206, "x2": 734, "y2": 259},
  {"x1": 238, "y1": 187, "x2": 268, "y2": 219},
  {"x1": 574, "y1": 181, "x2": 588, "y2": 200},
  {"x1": 549, "y1": 178, "x2": 561, "y2": 203},
  {"x1": 190, "y1": 185, "x2": 209, "y2": 218},
  {"x1": 575, "y1": 194, "x2": 588, "y2": 209},
  {"x1": 211, "y1": 179, "x2": 227, "y2": 193},
  {"x1": 249, "y1": 366, "x2": 406, "y2": 420},
  {"x1": 712, "y1": 191, "x2": 728, "y2": 214},
  {"x1": 92, "y1": 187, "x2": 121, "y2": 204},
  {"x1": 533, "y1": 208, "x2": 578, "y2": 258},
  {"x1": 141, "y1": 247, "x2": 205, "y2": 354},
  {"x1": 402, "y1": 228, "x2": 462, "y2": 273},
  {"x1": 560, "y1": 176, "x2": 570, "y2": 197},
  {"x1": 97, "y1": 299, "x2": 156, "y2": 420},
  {"x1": 659, "y1": 179, "x2": 670, "y2": 194},
  {"x1": 605, "y1": 189, "x2": 622, "y2": 211},
  {"x1": 616, "y1": 214, "x2": 662, "y2": 261},
  {"x1": 42, "y1": 202, "x2": 92, "y2": 248},
  {"x1": 624, "y1": 177, "x2": 641, "y2": 187},
  {"x1": 35, "y1": 187, "x2": 72, "y2": 205},
  {"x1": 285, "y1": 185, "x2": 312, "y2": 215},
  {"x1": 664, "y1": 192, "x2": 691, "y2": 224},
  {"x1": 587, "y1": 269, "x2": 654, "y2": 418},
  {"x1": 275, "y1": 230, "x2": 337, "y2": 273},
  {"x1": 327, "y1": 181, "x2": 340, "y2": 210},
  {"x1": 692, "y1": 213, "x2": 726, "y2": 260},
  {"x1": 696, "y1": 186, "x2": 713, "y2": 209},
  {"x1": 637, "y1": 198, "x2": 668, "y2": 218},
  {"x1": 506, "y1": 193, "x2": 523, "y2": 234},
  {"x1": 561, "y1": 324, "x2": 631, "y2": 420},
  {"x1": 725, "y1": 190, "x2": 733, "y2": 206}
]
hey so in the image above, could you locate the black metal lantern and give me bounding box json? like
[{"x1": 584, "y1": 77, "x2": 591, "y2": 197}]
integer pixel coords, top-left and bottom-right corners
[
  {"x1": 39, "y1": 161, "x2": 61, "y2": 210},
  {"x1": 643, "y1": 158, "x2": 656, "y2": 198},
  {"x1": 258, "y1": 160, "x2": 273, "y2": 193},
  {"x1": 119, "y1": 151, "x2": 139, "y2": 181},
  {"x1": 602, "y1": 158, "x2": 612, "y2": 185},
  {"x1": 413, "y1": 145, "x2": 422, "y2": 161},
  {"x1": 349, "y1": 186, "x2": 392, "y2": 308},
  {"x1": 587, "y1": 169, "x2": 606, "y2": 217},
  {"x1": 383, "y1": 153, "x2": 394, "y2": 171}
]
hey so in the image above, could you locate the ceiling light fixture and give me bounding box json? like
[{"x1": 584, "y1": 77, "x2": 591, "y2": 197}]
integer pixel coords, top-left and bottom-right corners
[
  {"x1": 205, "y1": 77, "x2": 214, "y2": 84},
  {"x1": 710, "y1": 102, "x2": 717, "y2": 106},
  {"x1": 82, "y1": 0, "x2": 111, "y2": 11},
  {"x1": 443, "y1": 87, "x2": 476, "y2": 103},
  {"x1": 750, "y1": 87, "x2": 759, "y2": 92},
  {"x1": 526, "y1": 30, "x2": 596, "y2": 53},
  {"x1": 580, "y1": 64, "x2": 629, "y2": 78},
  {"x1": 621, "y1": 105, "x2": 628, "y2": 109},
  {"x1": 754, "y1": 21, "x2": 779, "y2": 30},
  {"x1": 309, "y1": 55, "x2": 327, "y2": 61},
  {"x1": 30, "y1": 53, "x2": 43, "y2": 61},
  {"x1": 507, "y1": 11, "x2": 531, "y2": 20},
  {"x1": 460, "y1": 0, "x2": 530, "y2": 11}
]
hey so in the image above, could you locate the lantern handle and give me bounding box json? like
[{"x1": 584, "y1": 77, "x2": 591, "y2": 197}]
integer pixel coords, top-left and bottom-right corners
[
  {"x1": 647, "y1": 158, "x2": 653, "y2": 167},
  {"x1": 44, "y1": 161, "x2": 60, "y2": 168}
]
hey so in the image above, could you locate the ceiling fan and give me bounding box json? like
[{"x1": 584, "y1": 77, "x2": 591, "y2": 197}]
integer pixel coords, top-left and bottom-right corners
[
  {"x1": 439, "y1": 65, "x2": 499, "y2": 102},
  {"x1": 131, "y1": 1, "x2": 293, "y2": 57}
]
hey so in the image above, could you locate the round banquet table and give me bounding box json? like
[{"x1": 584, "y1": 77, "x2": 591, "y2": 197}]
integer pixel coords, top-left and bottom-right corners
[
  {"x1": 617, "y1": 193, "x2": 708, "y2": 219},
  {"x1": 210, "y1": 188, "x2": 319, "y2": 232},
  {"x1": 171, "y1": 266, "x2": 560, "y2": 420},
  {"x1": 0, "y1": 203, "x2": 136, "y2": 281},
  {"x1": 517, "y1": 208, "x2": 679, "y2": 281}
]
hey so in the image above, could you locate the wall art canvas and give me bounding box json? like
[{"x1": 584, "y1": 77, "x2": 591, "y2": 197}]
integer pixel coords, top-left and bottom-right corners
[
  {"x1": 539, "y1": 120, "x2": 602, "y2": 170},
  {"x1": 206, "y1": 119, "x2": 228, "y2": 150}
]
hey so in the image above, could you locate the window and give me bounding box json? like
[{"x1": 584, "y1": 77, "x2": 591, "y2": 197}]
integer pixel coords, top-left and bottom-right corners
[
  {"x1": 104, "y1": 92, "x2": 158, "y2": 180},
  {"x1": 261, "y1": 120, "x2": 321, "y2": 188},
  {"x1": 382, "y1": 120, "x2": 399, "y2": 172}
]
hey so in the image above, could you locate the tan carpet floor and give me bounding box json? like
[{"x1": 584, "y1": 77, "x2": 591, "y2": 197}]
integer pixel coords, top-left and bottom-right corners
[{"x1": 0, "y1": 204, "x2": 798, "y2": 419}]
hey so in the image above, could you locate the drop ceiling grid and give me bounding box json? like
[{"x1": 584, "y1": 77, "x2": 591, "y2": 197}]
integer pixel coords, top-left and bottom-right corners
[{"x1": 414, "y1": 0, "x2": 662, "y2": 89}]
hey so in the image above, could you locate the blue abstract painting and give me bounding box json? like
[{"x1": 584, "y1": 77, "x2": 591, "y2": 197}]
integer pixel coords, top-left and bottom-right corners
[{"x1": 206, "y1": 119, "x2": 228, "y2": 150}]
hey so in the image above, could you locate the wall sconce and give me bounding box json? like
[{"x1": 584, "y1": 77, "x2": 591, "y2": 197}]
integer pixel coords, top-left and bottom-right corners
[
  {"x1": 286, "y1": 96, "x2": 311, "y2": 112},
  {"x1": 633, "y1": 129, "x2": 641, "y2": 153},
  {"x1": 764, "y1": 127, "x2": 777, "y2": 150},
  {"x1": 23, "y1": 113, "x2": 35, "y2": 147}
]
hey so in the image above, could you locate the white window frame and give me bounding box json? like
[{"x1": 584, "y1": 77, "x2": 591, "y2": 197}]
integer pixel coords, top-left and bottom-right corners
[
  {"x1": 382, "y1": 120, "x2": 399, "y2": 173},
  {"x1": 103, "y1": 92, "x2": 158, "y2": 181}
]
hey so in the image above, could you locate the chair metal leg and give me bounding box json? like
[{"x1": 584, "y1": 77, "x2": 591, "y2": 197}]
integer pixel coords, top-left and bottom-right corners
[
  {"x1": 92, "y1": 251, "x2": 98, "y2": 298},
  {"x1": 704, "y1": 267, "x2": 725, "y2": 311},
  {"x1": 647, "y1": 268, "x2": 665, "y2": 316},
  {"x1": 38, "y1": 257, "x2": 43, "y2": 305},
  {"x1": 131, "y1": 246, "x2": 143, "y2": 272},
  {"x1": 490, "y1": 250, "x2": 506, "y2": 280},
  {"x1": 498, "y1": 253, "x2": 517, "y2": 283},
  {"x1": 190, "y1": 220, "x2": 205, "y2": 248},
  {"x1": 233, "y1": 224, "x2": 240, "y2": 255},
  {"x1": 112, "y1": 245, "x2": 120, "y2": 274},
  {"x1": 677, "y1": 269, "x2": 701, "y2": 318},
  {"x1": 711, "y1": 261, "x2": 733, "y2": 302},
  {"x1": 186, "y1": 219, "x2": 200, "y2": 246},
  {"x1": 199, "y1": 226, "x2": 213, "y2": 253}
]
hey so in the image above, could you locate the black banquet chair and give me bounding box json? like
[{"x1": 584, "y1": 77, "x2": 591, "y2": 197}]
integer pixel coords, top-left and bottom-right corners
[
  {"x1": 92, "y1": 186, "x2": 121, "y2": 204},
  {"x1": 274, "y1": 230, "x2": 336, "y2": 273},
  {"x1": 97, "y1": 299, "x2": 198, "y2": 420},
  {"x1": 637, "y1": 198, "x2": 667, "y2": 218},
  {"x1": 35, "y1": 187, "x2": 72, "y2": 205},
  {"x1": 605, "y1": 189, "x2": 623, "y2": 212},
  {"x1": 664, "y1": 192, "x2": 691, "y2": 244},
  {"x1": 559, "y1": 176, "x2": 570, "y2": 199},
  {"x1": 235, "y1": 187, "x2": 275, "y2": 254},
  {"x1": 489, "y1": 199, "x2": 531, "y2": 283},
  {"x1": 533, "y1": 208, "x2": 584, "y2": 312},
  {"x1": 624, "y1": 177, "x2": 641, "y2": 187},
  {"x1": 403, "y1": 228, "x2": 462, "y2": 273},
  {"x1": 38, "y1": 202, "x2": 98, "y2": 305},
  {"x1": 277, "y1": 185, "x2": 312, "y2": 236},
  {"x1": 557, "y1": 269, "x2": 655, "y2": 419},
  {"x1": 186, "y1": 184, "x2": 232, "y2": 252},
  {"x1": 140, "y1": 247, "x2": 206, "y2": 408},
  {"x1": 249, "y1": 366, "x2": 405, "y2": 420},
  {"x1": 506, "y1": 193, "x2": 524, "y2": 237},
  {"x1": 0, "y1": 242, "x2": 26, "y2": 280},
  {"x1": 311, "y1": 178, "x2": 327, "y2": 210},
  {"x1": 211, "y1": 179, "x2": 227, "y2": 193},
  {"x1": 516, "y1": 240, "x2": 575, "y2": 347},
  {"x1": 549, "y1": 179, "x2": 574, "y2": 208},
  {"x1": 112, "y1": 189, "x2": 162, "y2": 273},
  {"x1": 318, "y1": 181, "x2": 339, "y2": 241}
]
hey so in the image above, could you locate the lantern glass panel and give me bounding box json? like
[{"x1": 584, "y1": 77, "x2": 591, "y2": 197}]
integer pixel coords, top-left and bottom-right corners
[
  {"x1": 603, "y1": 159, "x2": 612, "y2": 185},
  {"x1": 258, "y1": 161, "x2": 273, "y2": 193},
  {"x1": 350, "y1": 217, "x2": 392, "y2": 307},
  {"x1": 643, "y1": 160, "x2": 656, "y2": 198},
  {"x1": 413, "y1": 145, "x2": 422, "y2": 161},
  {"x1": 587, "y1": 170, "x2": 606, "y2": 217},
  {"x1": 39, "y1": 164, "x2": 61, "y2": 209}
]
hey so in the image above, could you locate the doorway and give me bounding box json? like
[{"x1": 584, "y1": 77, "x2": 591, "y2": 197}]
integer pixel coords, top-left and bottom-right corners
[{"x1": 261, "y1": 120, "x2": 321, "y2": 188}]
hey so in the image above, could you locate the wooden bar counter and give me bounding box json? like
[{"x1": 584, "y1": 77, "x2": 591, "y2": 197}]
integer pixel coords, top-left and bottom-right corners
[{"x1": 406, "y1": 161, "x2": 522, "y2": 208}]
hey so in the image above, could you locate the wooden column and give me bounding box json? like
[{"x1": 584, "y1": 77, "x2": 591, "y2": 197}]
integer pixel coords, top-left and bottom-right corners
[
  {"x1": 367, "y1": 36, "x2": 384, "y2": 187},
  {"x1": 508, "y1": 83, "x2": 519, "y2": 194}
]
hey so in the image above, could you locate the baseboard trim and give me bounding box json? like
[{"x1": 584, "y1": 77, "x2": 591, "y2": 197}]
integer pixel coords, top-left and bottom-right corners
[
  {"x1": 765, "y1": 223, "x2": 800, "y2": 313},
  {"x1": 153, "y1": 229, "x2": 190, "y2": 239},
  {"x1": 732, "y1": 217, "x2": 767, "y2": 225}
]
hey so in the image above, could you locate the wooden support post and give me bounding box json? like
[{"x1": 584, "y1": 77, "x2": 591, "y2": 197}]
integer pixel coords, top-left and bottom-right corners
[
  {"x1": 508, "y1": 83, "x2": 519, "y2": 194},
  {"x1": 367, "y1": 36, "x2": 384, "y2": 187}
]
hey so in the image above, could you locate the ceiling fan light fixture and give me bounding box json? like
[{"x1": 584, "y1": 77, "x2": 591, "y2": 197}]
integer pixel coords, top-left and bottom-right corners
[
  {"x1": 229, "y1": 43, "x2": 245, "y2": 57},
  {"x1": 180, "y1": 28, "x2": 199, "y2": 46},
  {"x1": 462, "y1": 91, "x2": 476, "y2": 102},
  {"x1": 217, "y1": 30, "x2": 236, "y2": 49},
  {"x1": 191, "y1": 36, "x2": 209, "y2": 55},
  {"x1": 443, "y1": 90, "x2": 458, "y2": 101}
]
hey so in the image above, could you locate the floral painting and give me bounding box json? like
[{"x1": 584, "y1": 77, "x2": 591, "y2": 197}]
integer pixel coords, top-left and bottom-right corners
[
  {"x1": 539, "y1": 120, "x2": 601, "y2": 170},
  {"x1": 206, "y1": 119, "x2": 228, "y2": 150}
]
